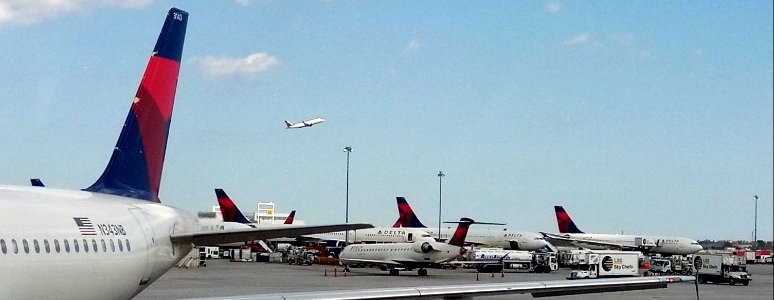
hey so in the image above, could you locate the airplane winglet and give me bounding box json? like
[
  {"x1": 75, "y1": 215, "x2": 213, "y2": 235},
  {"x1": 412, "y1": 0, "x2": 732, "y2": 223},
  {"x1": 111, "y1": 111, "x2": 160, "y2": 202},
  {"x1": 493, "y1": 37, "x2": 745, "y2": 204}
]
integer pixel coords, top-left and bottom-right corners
[{"x1": 85, "y1": 8, "x2": 188, "y2": 202}]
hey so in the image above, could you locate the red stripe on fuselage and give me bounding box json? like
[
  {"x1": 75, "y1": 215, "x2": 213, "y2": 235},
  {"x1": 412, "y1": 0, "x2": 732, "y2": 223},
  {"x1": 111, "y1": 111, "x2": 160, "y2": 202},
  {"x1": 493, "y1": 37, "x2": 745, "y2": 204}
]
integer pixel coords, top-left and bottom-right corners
[{"x1": 133, "y1": 56, "x2": 180, "y2": 202}]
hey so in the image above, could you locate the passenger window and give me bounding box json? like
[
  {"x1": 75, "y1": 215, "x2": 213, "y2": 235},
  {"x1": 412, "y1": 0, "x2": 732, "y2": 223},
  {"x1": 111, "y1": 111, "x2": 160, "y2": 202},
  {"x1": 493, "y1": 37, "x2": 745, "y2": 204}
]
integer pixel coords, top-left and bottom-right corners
[
  {"x1": 73, "y1": 239, "x2": 79, "y2": 253},
  {"x1": 92, "y1": 240, "x2": 98, "y2": 253},
  {"x1": 1, "y1": 239, "x2": 6, "y2": 254},
  {"x1": 33, "y1": 239, "x2": 40, "y2": 253},
  {"x1": 12, "y1": 239, "x2": 18, "y2": 254},
  {"x1": 44, "y1": 240, "x2": 50, "y2": 253},
  {"x1": 118, "y1": 239, "x2": 123, "y2": 252},
  {"x1": 101, "y1": 239, "x2": 107, "y2": 252},
  {"x1": 83, "y1": 239, "x2": 89, "y2": 253},
  {"x1": 110, "y1": 239, "x2": 115, "y2": 252},
  {"x1": 64, "y1": 239, "x2": 70, "y2": 253},
  {"x1": 126, "y1": 239, "x2": 131, "y2": 252},
  {"x1": 54, "y1": 239, "x2": 60, "y2": 253},
  {"x1": 23, "y1": 239, "x2": 29, "y2": 254}
]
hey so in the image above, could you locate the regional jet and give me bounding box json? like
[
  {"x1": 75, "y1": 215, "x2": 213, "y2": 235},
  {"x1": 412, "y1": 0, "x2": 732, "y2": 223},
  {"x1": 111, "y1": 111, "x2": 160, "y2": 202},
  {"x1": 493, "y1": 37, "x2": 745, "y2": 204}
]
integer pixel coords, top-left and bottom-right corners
[
  {"x1": 284, "y1": 117, "x2": 325, "y2": 129},
  {"x1": 392, "y1": 197, "x2": 556, "y2": 252},
  {"x1": 0, "y1": 9, "x2": 370, "y2": 299},
  {"x1": 541, "y1": 206, "x2": 703, "y2": 255}
]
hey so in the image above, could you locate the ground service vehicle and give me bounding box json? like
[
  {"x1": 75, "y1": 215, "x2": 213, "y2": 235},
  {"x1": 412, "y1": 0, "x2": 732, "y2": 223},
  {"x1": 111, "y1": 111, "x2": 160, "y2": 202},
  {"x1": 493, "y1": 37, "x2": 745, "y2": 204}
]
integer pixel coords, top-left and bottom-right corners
[
  {"x1": 693, "y1": 254, "x2": 751, "y2": 286},
  {"x1": 462, "y1": 248, "x2": 558, "y2": 273},
  {"x1": 649, "y1": 256, "x2": 691, "y2": 275},
  {"x1": 567, "y1": 251, "x2": 639, "y2": 279}
]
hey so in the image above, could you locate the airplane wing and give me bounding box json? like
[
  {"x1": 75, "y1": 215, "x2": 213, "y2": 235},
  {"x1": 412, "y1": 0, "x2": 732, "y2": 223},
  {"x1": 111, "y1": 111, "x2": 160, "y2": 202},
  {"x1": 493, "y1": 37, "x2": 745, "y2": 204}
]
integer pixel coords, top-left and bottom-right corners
[
  {"x1": 541, "y1": 232, "x2": 631, "y2": 250},
  {"x1": 194, "y1": 275, "x2": 694, "y2": 299},
  {"x1": 171, "y1": 223, "x2": 372, "y2": 245}
]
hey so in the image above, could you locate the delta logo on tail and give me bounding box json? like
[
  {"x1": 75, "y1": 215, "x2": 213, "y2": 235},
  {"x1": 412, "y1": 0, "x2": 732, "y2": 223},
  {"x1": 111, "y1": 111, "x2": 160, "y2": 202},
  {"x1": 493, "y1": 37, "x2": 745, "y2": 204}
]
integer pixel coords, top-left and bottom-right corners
[
  {"x1": 447, "y1": 218, "x2": 473, "y2": 247},
  {"x1": 392, "y1": 197, "x2": 427, "y2": 228},
  {"x1": 554, "y1": 205, "x2": 584, "y2": 234},
  {"x1": 215, "y1": 189, "x2": 252, "y2": 224}
]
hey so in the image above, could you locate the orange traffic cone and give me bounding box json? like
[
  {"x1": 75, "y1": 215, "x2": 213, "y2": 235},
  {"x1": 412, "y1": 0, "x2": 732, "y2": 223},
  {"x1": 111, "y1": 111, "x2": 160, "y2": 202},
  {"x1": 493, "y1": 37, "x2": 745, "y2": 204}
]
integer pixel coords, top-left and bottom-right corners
[
  {"x1": 501, "y1": 270, "x2": 505, "y2": 278},
  {"x1": 491, "y1": 272, "x2": 495, "y2": 278}
]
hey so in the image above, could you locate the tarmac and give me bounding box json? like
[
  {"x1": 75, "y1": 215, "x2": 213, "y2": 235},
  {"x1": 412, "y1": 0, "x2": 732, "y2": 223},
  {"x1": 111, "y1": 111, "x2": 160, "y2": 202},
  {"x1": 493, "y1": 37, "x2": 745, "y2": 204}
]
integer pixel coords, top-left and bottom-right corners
[{"x1": 135, "y1": 260, "x2": 773, "y2": 299}]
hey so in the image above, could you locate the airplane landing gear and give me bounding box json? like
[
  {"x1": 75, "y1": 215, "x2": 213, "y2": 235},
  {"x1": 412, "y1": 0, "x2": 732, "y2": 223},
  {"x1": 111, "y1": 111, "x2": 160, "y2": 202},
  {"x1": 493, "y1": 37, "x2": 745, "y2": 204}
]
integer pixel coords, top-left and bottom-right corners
[{"x1": 418, "y1": 268, "x2": 428, "y2": 276}]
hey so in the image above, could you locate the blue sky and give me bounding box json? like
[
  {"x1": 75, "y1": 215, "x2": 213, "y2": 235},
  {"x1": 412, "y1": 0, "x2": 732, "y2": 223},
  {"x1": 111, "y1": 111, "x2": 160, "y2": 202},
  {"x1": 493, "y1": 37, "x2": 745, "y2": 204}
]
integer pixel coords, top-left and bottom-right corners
[{"x1": 1, "y1": 0, "x2": 771, "y2": 241}]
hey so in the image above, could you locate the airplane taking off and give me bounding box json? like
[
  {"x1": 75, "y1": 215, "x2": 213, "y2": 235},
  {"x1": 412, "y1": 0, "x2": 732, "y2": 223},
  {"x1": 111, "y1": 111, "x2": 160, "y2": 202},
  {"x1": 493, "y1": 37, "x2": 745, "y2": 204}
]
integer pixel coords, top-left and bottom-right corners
[
  {"x1": 542, "y1": 206, "x2": 703, "y2": 255},
  {"x1": 392, "y1": 197, "x2": 555, "y2": 252},
  {"x1": 0, "y1": 9, "x2": 371, "y2": 299},
  {"x1": 284, "y1": 117, "x2": 325, "y2": 129}
]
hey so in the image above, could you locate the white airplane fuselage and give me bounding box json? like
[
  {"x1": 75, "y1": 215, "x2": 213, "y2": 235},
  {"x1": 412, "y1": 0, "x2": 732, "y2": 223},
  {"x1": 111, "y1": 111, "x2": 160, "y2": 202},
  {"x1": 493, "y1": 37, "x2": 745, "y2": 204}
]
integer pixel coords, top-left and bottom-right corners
[
  {"x1": 424, "y1": 227, "x2": 553, "y2": 251},
  {"x1": 0, "y1": 186, "x2": 198, "y2": 299},
  {"x1": 559, "y1": 233, "x2": 703, "y2": 255},
  {"x1": 339, "y1": 240, "x2": 464, "y2": 266}
]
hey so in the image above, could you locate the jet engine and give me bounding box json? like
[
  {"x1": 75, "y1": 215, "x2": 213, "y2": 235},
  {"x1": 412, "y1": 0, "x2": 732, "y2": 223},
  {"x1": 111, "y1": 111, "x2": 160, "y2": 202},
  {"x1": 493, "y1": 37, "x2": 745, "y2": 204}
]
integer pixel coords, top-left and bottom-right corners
[{"x1": 412, "y1": 241, "x2": 434, "y2": 253}]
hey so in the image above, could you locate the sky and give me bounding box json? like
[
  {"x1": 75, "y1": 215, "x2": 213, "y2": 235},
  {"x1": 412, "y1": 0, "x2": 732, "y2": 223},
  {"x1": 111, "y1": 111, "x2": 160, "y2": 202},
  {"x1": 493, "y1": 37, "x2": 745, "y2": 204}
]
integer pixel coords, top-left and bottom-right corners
[{"x1": 0, "y1": 0, "x2": 771, "y2": 241}]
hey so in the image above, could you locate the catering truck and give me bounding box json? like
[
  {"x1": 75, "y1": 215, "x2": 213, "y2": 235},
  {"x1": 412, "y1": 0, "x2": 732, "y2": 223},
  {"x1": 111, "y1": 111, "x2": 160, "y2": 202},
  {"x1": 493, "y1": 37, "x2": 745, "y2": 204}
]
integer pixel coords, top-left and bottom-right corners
[
  {"x1": 567, "y1": 251, "x2": 639, "y2": 279},
  {"x1": 693, "y1": 254, "x2": 751, "y2": 286}
]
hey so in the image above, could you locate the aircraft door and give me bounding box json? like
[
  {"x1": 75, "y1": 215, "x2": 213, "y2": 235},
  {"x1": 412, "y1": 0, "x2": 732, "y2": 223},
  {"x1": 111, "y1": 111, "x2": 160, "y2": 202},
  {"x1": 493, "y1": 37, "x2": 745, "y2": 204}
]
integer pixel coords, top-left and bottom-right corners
[
  {"x1": 129, "y1": 208, "x2": 155, "y2": 285},
  {"x1": 590, "y1": 264, "x2": 598, "y2": 278},
  {"x1": 407, "y1": 233, "x2": 414, "y2": 242}
]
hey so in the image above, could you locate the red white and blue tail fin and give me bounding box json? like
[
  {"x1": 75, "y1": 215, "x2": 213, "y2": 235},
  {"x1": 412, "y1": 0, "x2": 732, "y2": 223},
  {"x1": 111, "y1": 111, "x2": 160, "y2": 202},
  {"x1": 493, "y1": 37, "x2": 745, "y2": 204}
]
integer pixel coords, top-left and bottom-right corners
[
  {"x1": 284, "y1": 120, "x2": 293, "y2": 128},
  {"x1": 30, "y1": 179, "x2": 45, "y2": 187},
  {"x1": 84, "y1": 8, "x2": 188, "y2": 202},
  {"x1": 554, "y1": 206, "x2": 584, "y2": 234},
  {"x1": 215, "y1": 189, "x2": 252, "y2": 224},
  {"x1": 392, "y1": 197, "x2": 427, "y2": 228},
  {"x1": 284, "y1": 210, "x2": 296, "y2": 224}
]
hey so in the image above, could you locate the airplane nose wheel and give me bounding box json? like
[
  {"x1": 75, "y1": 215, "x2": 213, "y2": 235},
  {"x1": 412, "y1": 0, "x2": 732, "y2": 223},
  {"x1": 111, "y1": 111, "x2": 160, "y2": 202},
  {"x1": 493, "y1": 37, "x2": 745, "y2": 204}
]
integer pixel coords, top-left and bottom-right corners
[{"x1": 418, "y1": 268, "x2": 428, "y2": 276}]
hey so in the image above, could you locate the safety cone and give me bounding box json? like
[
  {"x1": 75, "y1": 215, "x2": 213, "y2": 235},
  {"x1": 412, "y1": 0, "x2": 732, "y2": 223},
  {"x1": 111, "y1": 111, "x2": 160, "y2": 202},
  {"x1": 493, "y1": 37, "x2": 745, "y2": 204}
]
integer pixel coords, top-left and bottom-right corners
[
  {"x1": 344, "y1": 270, "x2": 348, "y2": 277},
  {"x1": 501, "y1": 270, "x2": 505, "y2": 278},
  {"x1": 491, "y1": 272, "x2": 495, "y2": 278},
  {"x1": 334, "y1": 267, "x2": 338, "y2": 277}
]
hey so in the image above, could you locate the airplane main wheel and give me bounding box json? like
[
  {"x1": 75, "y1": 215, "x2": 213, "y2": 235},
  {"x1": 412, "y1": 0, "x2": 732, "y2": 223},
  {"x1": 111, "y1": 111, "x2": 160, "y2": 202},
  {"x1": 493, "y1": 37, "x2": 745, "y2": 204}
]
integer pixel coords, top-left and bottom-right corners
[
  {"x1": 389, "y1": 269, "x2": 400, "y2": 276},
  {"x1": 729, "y1": 279, "x2": 735, "y2": 285},
  {"x1": 418, "y1": 269, "x2": 428, "y2": 276}
]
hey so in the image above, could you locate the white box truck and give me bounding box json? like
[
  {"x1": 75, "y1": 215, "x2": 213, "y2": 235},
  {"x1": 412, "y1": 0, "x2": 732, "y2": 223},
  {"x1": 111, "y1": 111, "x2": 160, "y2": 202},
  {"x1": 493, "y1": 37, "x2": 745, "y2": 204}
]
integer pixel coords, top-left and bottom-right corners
[
  {"x1": 693, "y1": 254, "x2": 751, "y2": 286},
  {"x1": 567, "y1": 251, "x2": 639, "y2": 279}
]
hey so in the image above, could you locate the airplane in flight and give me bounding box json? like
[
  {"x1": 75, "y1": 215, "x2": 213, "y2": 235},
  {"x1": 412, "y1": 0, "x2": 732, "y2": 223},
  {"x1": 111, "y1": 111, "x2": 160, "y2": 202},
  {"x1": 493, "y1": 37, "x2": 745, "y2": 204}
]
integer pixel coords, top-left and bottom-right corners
[
  {"x1": 0, "y1": 9, "x2": 371, "y2": 299},
  {"x1": 284, "y1": 117, "x2": 325, "y2": 129},
  {"x1": 392, "y1": 197, "x2": 556, "y2": 252},
  {"x1": 541, "y1": 206, "x2": 703, "y2": 255}
]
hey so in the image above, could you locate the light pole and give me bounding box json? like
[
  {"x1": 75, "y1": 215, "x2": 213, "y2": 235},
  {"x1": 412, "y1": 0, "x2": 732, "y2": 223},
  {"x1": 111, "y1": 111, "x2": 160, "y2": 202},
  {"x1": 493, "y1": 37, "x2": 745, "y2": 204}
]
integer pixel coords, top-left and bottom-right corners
[
  {"x1": 438, "y1": 171, "x2": 445, "y2": 240},
  {"x1": 344, "y1": 146, "x2": 352, "y2": 244},
  {"x1": 754, "y1": 195, "x2": 758, "y2": 247}
]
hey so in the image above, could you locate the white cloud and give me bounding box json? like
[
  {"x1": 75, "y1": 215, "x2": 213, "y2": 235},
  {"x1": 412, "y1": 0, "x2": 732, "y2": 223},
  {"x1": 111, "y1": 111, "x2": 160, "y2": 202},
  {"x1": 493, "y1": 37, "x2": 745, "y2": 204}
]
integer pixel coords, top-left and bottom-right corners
[
  {"x1": 0, "y1": 0, "x2": 152, "y2": 26},
  {"x1": 194, "y1": 53, "x2": 280, "y2": 78},
  {"x1": 404, "y1": 39, "x2": 422, "y2": 53},
  {"x1": 545, "y1": 0, "x2": 562, "y2": 13}
]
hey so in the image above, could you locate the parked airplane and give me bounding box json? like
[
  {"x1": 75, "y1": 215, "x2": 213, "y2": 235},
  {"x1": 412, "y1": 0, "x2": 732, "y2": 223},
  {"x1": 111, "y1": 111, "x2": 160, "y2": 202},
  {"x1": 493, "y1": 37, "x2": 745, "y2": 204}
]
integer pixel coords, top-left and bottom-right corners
[
  {"x1": 284, "y1": 117, "x2": 325, "y2": 129},
  {"x1": 340, "y1": 217, "x2": 484, "y2": 276},
  {"x1": 541, "y1": 206, "x2": 703, "y2": 255},
  {"x1": 392, "y1": 197, "x2": 555, "y2": 252},
  {"x1": 0, "y1": 9, "x2": 371, "y2": 299}
]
